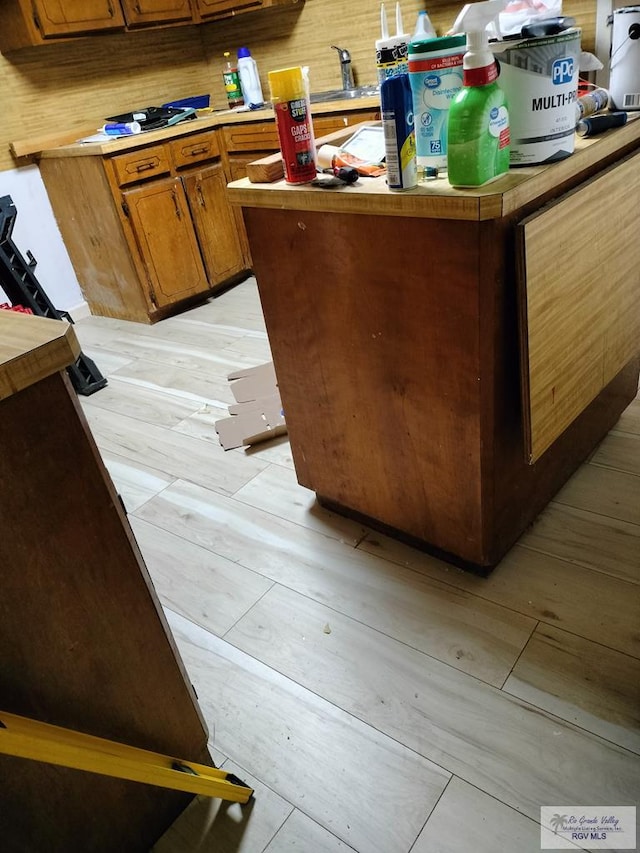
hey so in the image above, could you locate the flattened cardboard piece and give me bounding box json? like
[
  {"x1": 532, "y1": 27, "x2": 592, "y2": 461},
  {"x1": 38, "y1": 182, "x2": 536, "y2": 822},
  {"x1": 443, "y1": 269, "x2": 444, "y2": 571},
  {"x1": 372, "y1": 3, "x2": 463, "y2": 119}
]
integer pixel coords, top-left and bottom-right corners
[
  {"x1": 215, "y1": 402, "x2": 286, "y2": 450},
  {"x1": 228, "y1": 393, "x2": 281, "y2": 415},
  {"x1": 227, "y1": 362, "x2": 277, "y2": 404},
  {"x1": 214, "y1": 361, "x2": 286, "y2": 450}
]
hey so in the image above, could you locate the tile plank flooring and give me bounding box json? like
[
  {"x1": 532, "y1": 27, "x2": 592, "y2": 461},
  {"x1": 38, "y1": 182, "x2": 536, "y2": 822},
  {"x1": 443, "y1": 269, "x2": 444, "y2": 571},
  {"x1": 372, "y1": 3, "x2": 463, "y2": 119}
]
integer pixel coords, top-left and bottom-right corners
[{"x1": 74, "y1": 277, "x2": 640, "y2": 853}]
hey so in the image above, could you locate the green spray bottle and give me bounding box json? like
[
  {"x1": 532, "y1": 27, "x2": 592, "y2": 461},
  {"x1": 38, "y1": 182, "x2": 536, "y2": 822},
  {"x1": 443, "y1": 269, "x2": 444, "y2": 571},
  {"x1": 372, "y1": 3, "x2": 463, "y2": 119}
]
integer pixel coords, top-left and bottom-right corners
[{"x1": 446, "y1": 0, "x2": 510, "y2": 187}]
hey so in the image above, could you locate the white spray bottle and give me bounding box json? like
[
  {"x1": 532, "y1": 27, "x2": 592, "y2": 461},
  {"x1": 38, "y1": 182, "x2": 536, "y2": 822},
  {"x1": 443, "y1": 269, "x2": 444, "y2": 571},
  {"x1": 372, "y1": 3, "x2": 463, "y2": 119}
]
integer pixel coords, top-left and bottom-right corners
[
  {"x1": 376, "y1": 2, "x2": 410, "y2": 82},
  {"x1": 446, "y1": 0, "x2": 510, "y2": 187}
]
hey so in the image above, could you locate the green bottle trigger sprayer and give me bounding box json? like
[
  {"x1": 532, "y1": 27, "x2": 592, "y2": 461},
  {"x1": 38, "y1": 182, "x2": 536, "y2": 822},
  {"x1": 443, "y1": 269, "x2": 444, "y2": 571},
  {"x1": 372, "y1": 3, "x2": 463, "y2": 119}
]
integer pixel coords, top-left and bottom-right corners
[{"x1": 446, "y1": 0, "x2": 510, "y2": 187}]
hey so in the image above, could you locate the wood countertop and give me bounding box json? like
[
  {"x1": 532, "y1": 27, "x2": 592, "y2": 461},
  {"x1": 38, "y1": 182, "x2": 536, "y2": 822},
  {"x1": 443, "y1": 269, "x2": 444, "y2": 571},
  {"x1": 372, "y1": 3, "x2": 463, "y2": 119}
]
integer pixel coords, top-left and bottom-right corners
[
  {"x1": 17, "y1": 97, "x2": 381, "y2": 161},
  {"x1": 0, "y1": 312, "x2": 81, "y2": 400},
  {"x1": 228, "y1": 114, "x2": 640, "y2": 222}
]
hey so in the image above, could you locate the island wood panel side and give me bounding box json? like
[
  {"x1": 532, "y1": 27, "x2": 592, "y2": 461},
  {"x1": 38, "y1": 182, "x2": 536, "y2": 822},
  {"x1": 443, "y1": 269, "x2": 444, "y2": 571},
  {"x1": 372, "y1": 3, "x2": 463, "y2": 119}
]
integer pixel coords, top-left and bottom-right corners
[
  {"x1": 245, "y1": 207, "x2": 485, "y2": 563},
  {"x1": 518, "y1": 150, "x2": 640, "y2": 463},
  {"x1": 0, "y1": 371, "x2": 210, "y2": 852},
  {"x1": 481, "y1": 214, "x2": 640, "y2": 564},
  {"x1": 39, "y1": 155, "x2": 152, "y2": 323}
]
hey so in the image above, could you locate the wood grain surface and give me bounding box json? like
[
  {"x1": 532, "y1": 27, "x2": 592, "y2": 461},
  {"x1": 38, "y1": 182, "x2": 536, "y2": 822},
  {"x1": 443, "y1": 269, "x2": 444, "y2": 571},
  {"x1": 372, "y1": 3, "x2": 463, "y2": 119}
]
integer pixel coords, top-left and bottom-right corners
[
  {"x1": 0, "y1": 368, "x2": 210, "y2": 851},
  {"x1": 518, "y1": 150, "x2": 640, "y2": 462},
  {"x1": 0, "y1": 311, "x2": 80, "y2": 399}
]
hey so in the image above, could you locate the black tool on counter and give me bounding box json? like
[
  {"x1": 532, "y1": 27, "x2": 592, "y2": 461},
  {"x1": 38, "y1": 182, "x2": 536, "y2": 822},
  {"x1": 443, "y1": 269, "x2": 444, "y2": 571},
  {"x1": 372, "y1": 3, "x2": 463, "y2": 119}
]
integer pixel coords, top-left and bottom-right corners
[
  {"x1": 105, "y1": 105, "x2": 196, "y2": 131},
  {"x1": 321, "y1": 165, "x2": 359, "y2": 184},
  {"x1": 576, "y1": 111, "x2": 628, "y2": 137},
  {"x1": 312, "y1": 164, "x2": 360, "y2": 189}
]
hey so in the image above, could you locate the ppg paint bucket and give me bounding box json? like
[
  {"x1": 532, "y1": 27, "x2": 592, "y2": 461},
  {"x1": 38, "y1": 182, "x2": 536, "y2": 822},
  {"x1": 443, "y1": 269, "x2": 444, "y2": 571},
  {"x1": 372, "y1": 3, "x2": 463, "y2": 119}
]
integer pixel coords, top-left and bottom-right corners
[
  {"x1": 497, "y1": 28, "x2": 581, "y2": 166},
  {"x1": 408, "y1": 35, "x2": 465, "y2": 169}
]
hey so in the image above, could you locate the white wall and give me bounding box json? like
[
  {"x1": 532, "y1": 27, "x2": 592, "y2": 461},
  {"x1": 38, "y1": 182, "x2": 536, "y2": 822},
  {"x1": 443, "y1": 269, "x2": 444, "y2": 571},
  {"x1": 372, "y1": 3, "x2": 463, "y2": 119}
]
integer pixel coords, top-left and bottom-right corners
[{"x1": 0, "y1": 166, "x2": 88, "y2": 318}]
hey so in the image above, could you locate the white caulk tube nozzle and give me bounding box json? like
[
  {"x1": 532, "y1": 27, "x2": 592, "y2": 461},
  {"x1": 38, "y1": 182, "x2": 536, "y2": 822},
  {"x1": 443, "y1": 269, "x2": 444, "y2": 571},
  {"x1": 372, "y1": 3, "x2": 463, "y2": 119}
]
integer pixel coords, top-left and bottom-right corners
[
  {"x1": 381, "y1": 2, "x2": 389, "y2": 39},
  {"x1": 395, "y1": 1, "x2": 404, "y2": 36}
]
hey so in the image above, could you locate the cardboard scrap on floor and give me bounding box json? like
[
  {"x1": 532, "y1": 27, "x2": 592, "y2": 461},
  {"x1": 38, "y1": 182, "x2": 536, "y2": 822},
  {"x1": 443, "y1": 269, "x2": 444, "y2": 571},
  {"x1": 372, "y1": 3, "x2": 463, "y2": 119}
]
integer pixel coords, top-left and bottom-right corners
[{"x1": 215, "y1": 362, "x2": 287, "y2": 450}]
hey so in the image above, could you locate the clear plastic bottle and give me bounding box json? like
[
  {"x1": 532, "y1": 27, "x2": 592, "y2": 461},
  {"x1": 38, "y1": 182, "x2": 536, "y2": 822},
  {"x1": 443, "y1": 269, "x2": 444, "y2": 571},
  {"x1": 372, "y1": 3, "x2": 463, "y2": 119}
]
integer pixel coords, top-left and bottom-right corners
[{"x1": 237, "y1": 47, "x2": 265, "y2": 109}]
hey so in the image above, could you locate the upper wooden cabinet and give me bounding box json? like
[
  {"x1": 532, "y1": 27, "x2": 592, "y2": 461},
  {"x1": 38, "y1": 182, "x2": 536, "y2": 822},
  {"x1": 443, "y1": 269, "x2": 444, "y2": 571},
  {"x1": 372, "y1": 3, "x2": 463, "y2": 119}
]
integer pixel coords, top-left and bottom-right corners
[
  {"x1": 0, "y1": 0, "x2": 304, "y2": 49},
  {"x1": 0, "y1": 0, "x2": 125, "y2": 50},
  {"x1": 194, "y1": 0, "x2": 260, "y2": 19},
  {"x1": 193, "y1": 0, "x2": 302, "y2": 19},
  {"x1": 120, "y1": 0, "x2": 194, "y2": 26}
]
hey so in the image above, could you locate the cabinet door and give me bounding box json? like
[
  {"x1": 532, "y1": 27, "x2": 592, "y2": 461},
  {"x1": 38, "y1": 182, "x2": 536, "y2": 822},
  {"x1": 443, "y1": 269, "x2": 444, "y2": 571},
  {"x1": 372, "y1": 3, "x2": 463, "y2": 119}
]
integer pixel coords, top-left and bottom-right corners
[
  {"x1": 123, "y1": 178, "x2": 209, "y2": 310},
  {"x1": 183, "y1": 163, "x2": 248, "y2": 287},
  {"x1": 33, "y1": 0, "x2": 124, "y2": 36},
  {"x1": 120, "y1": 0, "x2": 194, "y2": 26}
]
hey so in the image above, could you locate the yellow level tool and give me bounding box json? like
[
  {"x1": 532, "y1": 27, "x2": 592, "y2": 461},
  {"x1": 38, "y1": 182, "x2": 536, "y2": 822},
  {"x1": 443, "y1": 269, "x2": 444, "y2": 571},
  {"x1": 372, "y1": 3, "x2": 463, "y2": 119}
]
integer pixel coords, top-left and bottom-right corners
[{"x1": 0, "y1": 710, "x2": 253, "y2": 803}]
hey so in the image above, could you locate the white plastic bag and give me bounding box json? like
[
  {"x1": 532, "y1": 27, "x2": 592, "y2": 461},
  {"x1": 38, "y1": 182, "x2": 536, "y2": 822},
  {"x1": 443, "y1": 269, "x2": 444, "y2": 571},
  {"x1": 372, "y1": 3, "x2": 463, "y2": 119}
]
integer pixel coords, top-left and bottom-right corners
[{"x1": 499, "y1": 0, "x2": 563, "y2": 37}]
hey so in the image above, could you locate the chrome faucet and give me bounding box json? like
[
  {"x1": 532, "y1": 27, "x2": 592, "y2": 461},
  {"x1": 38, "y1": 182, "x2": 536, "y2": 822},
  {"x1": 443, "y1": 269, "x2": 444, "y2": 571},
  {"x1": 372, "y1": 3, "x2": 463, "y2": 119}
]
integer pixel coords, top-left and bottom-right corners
[{"x1": 331, "y1": 45, "x2": 355, "y2": 90}]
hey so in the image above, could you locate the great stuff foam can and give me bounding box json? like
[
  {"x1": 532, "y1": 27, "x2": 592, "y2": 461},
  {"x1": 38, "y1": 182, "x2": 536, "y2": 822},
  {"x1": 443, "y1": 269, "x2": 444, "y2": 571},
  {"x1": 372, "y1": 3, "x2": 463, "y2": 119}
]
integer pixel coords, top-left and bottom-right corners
[
  {"x1": 381, "y1": 73, "x2": 418, "y2": 191},
  {"x1": 268, "y1": 67, "x2": 317, "y2": 184}
]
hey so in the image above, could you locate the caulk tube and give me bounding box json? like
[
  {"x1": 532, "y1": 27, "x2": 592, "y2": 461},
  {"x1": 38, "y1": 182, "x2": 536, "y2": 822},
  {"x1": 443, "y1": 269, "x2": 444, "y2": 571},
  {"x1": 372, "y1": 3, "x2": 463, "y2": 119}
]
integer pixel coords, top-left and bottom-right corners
[
  {"x1": 376, "y1": 2, "x2": 410, "y2": 82},
  {"x1": 102, "y1": 121, "x2": 142, "y2": 135},
  {"x1": 380, "y1": 73, "x2": 418, "y2": 190}
]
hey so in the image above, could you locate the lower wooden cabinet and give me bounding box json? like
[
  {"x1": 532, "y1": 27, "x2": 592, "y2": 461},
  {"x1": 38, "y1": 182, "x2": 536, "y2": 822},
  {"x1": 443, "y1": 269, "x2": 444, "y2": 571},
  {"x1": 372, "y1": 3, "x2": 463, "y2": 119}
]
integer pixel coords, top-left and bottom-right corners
[
  {"x1": 39, "y1": 126, "x2": 249, "y2": 323},
  {"x1": 122, "y1": 177, "x2": 210, "y2": 310},
  {"x1": 183, "y1": 163, "x2": 248, "y2": 286}
]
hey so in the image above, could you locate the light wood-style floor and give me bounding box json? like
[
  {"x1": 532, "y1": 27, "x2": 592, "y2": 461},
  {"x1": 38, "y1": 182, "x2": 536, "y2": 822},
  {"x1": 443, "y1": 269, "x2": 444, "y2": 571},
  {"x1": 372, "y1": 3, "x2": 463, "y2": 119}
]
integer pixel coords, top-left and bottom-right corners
[{"x1": 74, "y1": 277, "x2": 640, "y2": 853}]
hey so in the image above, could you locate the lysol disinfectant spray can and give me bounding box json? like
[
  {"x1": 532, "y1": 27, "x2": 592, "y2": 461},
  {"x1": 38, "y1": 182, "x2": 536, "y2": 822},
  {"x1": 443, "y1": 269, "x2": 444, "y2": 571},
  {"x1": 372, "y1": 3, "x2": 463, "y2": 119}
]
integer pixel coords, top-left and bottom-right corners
[
  {"x1": 268, "y1": 66, "x2": 317, "y2": 184},
  {"x1": 381, "y1": 73, "x2": 418, "y2": 191}
]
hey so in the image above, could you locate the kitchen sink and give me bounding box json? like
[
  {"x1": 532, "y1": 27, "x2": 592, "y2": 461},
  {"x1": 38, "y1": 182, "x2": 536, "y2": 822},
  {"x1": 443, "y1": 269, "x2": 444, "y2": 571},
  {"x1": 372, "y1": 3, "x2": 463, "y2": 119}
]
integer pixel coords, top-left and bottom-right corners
[{"x1": 309, "y1": 85, "x2": 380, "y2": 104}]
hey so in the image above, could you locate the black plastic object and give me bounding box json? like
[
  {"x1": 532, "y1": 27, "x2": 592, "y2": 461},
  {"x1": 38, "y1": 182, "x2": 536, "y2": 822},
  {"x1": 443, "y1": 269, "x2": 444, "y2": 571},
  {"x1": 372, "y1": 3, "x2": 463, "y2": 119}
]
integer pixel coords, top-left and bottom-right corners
[
  {"x1": 521, "y1": 16, "x2": 575, "y2": 38},
  {"x1": 576, "y1": 112, "x2": 628, "y2": 137},
  {"x1": 0, "y1": 195, "x2": 107, "y2": 396},
  {"x1": 106, "y1": 105, "x2": 197, "y2": 131}
]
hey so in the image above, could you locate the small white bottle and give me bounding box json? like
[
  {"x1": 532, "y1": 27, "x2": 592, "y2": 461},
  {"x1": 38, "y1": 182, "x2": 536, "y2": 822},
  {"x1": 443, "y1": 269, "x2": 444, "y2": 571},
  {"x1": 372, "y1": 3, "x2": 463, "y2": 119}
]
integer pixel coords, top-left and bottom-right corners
[{"x1": 237, "y1": 47, "x2": 265, "y2": 109}]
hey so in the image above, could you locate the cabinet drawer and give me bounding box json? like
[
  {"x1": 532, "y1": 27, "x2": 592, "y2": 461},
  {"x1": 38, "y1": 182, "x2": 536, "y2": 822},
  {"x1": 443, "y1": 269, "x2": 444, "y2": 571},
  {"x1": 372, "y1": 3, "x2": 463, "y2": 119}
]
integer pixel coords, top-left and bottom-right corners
[
  {"x1": 223, "y1": 122, "x2": 281, "y2": 153},
  {"x1": 170, "y1": 131, "x2": 220, "y2": 168},
  {"x1": 111, "y1": 145, "x2": 171, "y2": 186}
]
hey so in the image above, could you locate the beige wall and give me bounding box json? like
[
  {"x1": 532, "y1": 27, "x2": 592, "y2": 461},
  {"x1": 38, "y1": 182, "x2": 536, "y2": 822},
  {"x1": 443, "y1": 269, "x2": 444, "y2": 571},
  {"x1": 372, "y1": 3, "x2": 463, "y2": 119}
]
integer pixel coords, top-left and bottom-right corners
[{"x1": 2, "y1": 0, "x2": 597, "y2": 172}]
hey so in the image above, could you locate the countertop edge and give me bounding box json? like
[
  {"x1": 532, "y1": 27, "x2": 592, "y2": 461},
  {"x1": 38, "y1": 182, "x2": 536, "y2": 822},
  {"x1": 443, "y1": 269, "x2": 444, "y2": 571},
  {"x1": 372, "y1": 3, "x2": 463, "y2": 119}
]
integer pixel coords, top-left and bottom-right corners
[{"x1": 0, "y1": 313, "x2": 82, "y2": 401}]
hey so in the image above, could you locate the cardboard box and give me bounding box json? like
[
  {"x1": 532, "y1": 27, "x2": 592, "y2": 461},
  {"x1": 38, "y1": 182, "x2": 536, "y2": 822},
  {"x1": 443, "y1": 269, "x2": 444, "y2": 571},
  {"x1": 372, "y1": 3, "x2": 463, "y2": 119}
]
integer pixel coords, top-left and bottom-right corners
[{"x1": 214, "y1": 362, "x2": 286, "y2": 450}]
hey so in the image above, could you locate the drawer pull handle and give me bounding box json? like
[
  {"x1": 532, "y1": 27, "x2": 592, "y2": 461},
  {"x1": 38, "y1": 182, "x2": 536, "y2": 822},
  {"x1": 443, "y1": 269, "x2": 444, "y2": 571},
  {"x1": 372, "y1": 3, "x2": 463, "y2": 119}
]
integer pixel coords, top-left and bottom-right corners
[
  {"x1": 172, "y1": 190, "x2": 182, "y2": 220},
  {"x1": 189, "y1": 146, "x2": 209, "y2": 156},
  {"x1": 135, "y1": 162, "x2": 155, "y2": 172},
  {"x1": 108, "y1": 0, "x2": 116, "y2": 16},
  {"x1": 197, "y1": 183, "x2": 206, "y2": 208}
]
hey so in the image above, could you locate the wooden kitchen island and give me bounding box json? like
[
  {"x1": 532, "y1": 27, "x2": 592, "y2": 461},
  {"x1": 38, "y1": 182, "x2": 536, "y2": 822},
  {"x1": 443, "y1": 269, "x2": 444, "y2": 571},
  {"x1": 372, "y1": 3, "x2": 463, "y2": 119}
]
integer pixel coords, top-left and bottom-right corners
[{"x1": 228, "y1": 118, "x2": 640, "y2": 572}]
